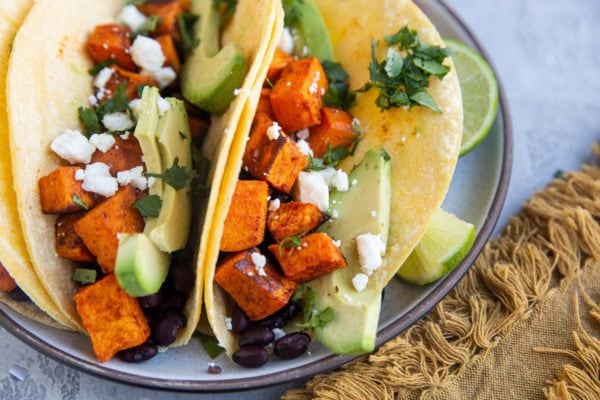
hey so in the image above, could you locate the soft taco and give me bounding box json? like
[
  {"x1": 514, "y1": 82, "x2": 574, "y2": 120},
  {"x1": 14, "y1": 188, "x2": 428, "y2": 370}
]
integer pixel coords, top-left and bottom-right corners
[
  {"x1": 203, "y1": 0, "x2": 463, "y2": 367},
  {"x1": 5, "y1": 0, "x2": 282, "y2": 362}
]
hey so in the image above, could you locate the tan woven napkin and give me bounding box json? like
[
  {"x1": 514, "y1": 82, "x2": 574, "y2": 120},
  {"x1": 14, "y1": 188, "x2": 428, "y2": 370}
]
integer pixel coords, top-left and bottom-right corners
[{"x1": 284, "y1": 148, "x2": 600, "y2": 400}]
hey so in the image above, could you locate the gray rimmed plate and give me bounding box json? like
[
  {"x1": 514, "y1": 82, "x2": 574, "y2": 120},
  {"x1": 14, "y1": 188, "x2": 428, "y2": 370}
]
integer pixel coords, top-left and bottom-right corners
[{"x1": 0, "y1": 0, "x2": 512, "y2": 392}]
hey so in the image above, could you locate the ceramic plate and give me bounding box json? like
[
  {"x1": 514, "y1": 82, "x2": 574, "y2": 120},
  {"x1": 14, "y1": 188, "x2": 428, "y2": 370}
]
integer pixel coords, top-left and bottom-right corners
[{"x1": 0, "y1": 0, "x2": 512, "y2": 391}]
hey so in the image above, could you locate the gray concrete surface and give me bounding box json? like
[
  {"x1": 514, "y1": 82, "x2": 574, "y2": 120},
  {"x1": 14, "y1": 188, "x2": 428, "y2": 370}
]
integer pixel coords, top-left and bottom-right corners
[{"x1": 2, "y1": 0, "x2": 599, "y2": 398}]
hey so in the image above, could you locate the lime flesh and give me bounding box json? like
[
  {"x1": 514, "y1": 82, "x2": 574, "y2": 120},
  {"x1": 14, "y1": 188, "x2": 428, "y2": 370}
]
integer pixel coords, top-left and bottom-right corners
[
  {"x1": 445, "y1": 38, "x2": 499, "y2": 157},
  {"x1": 397, "y1": 209, "x2": 476, "y2": 286}
]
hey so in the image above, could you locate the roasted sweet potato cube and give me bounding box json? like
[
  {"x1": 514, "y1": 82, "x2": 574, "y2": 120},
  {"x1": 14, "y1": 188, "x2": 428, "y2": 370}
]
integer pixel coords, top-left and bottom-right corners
[
  {"x1": 104, "y1": 66, "x2": 158, "y2": 101},
  {"x1": 215, "y1": 249, "x2": 297, "y2": 321},
  {"x1": 74, "y1": 187, "x2": 144, "y2": 273},
  {"x1": 269, "y1": 232, "x2": 346, "y2": 282},
  {"x1": 270, "y1": 57, "x2": 328, "y2": 132},
  {"x1": 138, "y1": 0, "x2": 191, "y2": 15},
  {"x1": 267, "y1": 202, "x2": 326, "y2": 242},
  {"x1": 56, "y1": 214, "x2": 96, "y2": 264},
  {"x1": 220, "y1": 181, "x2": 269, "y2": 252},
  {"x1": 74, "y1": 274, "x2": 150, "y2": 362},
  {"x1": 152, "y1": 2, "x2": 183, "y2": 42},
  {"x1": 267, "y1": 49, "x2": 293, "y2": 83},
  {"x1": 87, "y1": 24, "x2": 136, "y2": 71},
  {"x1": 39, "y1": 167, "x2": 96, "y2": 214},
  {"x1": 243, "y1": 113, "x2": 308, "y2": 193},
  {"x1": 308, "y1": 108, "x2": 358, "y2": 158},
  {"x1": 0, "y1": 262, "x2": 16, "y2": 292},
  {"x1": 155, "y1": 35, "x2": 181, "y2": 73},
  {"x1": 90, "y1": 136, "x2": 144, "y2": 175},
  {"x1": 256, "y1": 88, "x2": 274, "y2": 118}
]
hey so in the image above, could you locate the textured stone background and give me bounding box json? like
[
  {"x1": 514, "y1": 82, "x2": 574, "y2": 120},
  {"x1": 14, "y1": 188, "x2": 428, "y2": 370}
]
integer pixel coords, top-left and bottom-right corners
[{"x1": 2, "y1": 0, "x2": 599, "y2": 399}]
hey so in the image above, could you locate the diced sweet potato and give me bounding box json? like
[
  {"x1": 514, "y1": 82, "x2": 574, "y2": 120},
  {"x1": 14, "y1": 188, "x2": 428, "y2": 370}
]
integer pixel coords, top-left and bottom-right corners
[
  {"x1": 90, "y1": 136, "x2": 144, "y2": 175},
  {"x1": 39, "y1": 167, "x2": 97, "y2": 214},
  {"x1": 87, "y1": 24, "x2": 136, "y2": 71},
  {"x1": 270, "y1": 57, "x2": 328, "y2": 132},
  {"x1": 152, "y1": 2, "x2": 183, "y2": 42},
  {"x1": 0, "y1": 262, "x2": 16, "y2": 292},
  {"x1": 256, "y1": 88, "x2": 274, "y2": 119},
  {"x1": 56, "y1": 214, "x2": 96, "y2": 264},
  {"x1": 138, "y1": 0, "x2": 191, "y2": 15},
  {"x1": 215, "y1": 249, "x2": 297, "y2": 321},
  {"x1": 267, "y1": 49, "x2": 293, "y2": 83},
  {"x1": 267, "y1": 202, "x2": 326, "y2": 242},
  {"x1": 155, "y1": 35, "x2": 181, "y2": 73},
  {"x1": 104, "y1": 66, "x2": 158, "y2": 101},
  {"x1": 74, "y1": 187, "x2": 144, "y2": 273},
  {"x1": 243, "y1": 113, "x2": 308, "y2": 193},
  {"x1": 308, "y1": 108, "x2": 358, "y2": 158},
  {"x1": 74, "y1": 274, "x2": 150, "y2": 362},
  {"x1": 220, "y1": 181, "x2": 269, "y2": 252},
  {"x1": 269, "y1": 232, "x2": 346, "y2": 282}
]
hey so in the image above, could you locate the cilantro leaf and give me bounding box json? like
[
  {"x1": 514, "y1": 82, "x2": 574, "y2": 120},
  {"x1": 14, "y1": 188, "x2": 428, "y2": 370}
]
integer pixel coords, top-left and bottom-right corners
[
  {"x1": 323, "y1": 144, "x2": 350, "y2": 166},
  {"x1": 177, "y1": 13, "x2": 200, "y2": 56},
  {"x1": 96, "y1": 83, "x2": 129, "y2": 118},
  {"x1": 133, "y1": 195, "x2": 162, "y2": 218},
  {"x1": 146, "y1": 158, "x2": 196, "y2": 190},
  {"x1": 384, "y1": 48, "x2": 403, "y2": 78},
  {"x1": 72, "y1": 194, "x2": 90, "y2": 211},
  {"x1": 321, "y1": 60, "x2": 356, "y2": 111},
  {"x1": 296, "y1": 287, "x2": 334, "y2": 330},
  {"x1": 305, "y1": 155, "x2": 325, "y2": 171},
  {"x1": 381, "y1": 148, "x2": 391, "y2": 162},
  {"x1": 88, "y1": 60, "x2": 116, "y2": 76},
  {"x1": 78, "y1": 107, "x2": 102, "y2": 136},
  {"x1": 193, "y1": 332, "x2": 225, "y2": 359},
  {"x1": 410, "y1": 91, "x2": 440, "y2": 113},
  {"x1": 137, "y1": 16, "x2": 161, "y2": 36},
  {"x1": 278, "y1": 234, "x2": 304, "y2": 256}
]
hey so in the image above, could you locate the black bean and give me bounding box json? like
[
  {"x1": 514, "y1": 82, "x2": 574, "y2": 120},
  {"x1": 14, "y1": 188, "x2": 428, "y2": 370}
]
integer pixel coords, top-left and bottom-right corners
[
  {"x1": 118, "y1": 342, "x2": 158, "y2": 363},
  {"x1": 138, "y1": 292, "x2": 163, "y2": 309},
  {"x1": 258, "y1": 301, "x2": 300, "y2": 329},
  {"x1": 159, "y1": 293, "x2": 185, "y2": 312},
  {"x1": 232, "y1": 346, "x2": 269, "y2": 368},
  {"x1": 151, "y1": 311, "x2": 186, "y2": 346},
  {"x1": 280, "y1": 301, "x2": 301, "y2": 321},
  {"x1": 231, "y1": 305, "x2": 250, "y2": 334},
  {"x1": 238, "y1": 327, "x2": 274, "y2": 347},
  {"x1": 273, "y1": 332, "x2": 311, "y2": 360},
  {"x1": 8, "y1": 287, "x2": 30, "y2": 302},
  {"x1": 207, "y1": 363, "x2": 223, "y2": 374},
  {"x1": 168, "y1": 266, "x2": 195, "y2": 295}
]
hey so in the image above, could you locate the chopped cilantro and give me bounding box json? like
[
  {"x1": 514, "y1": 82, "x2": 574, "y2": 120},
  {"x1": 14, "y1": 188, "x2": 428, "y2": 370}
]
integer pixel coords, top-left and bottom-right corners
[
  {"x1": 88, "y1": 60, "x2": 116, "y2": 76},
  {"x1": 358, "y1": 26, "x2": 450, "y2": 112},
  {"x1": 177, "y1": 13, "x2": 200, "y2": 56},
  {"x1": 133, "y1": 195, "x2": 162, "y2": 218},
  {"x1": 296, "y1": 287, "x2": 334, "y2": 330},
  {"x1": 278, "y1": 234, "x2": 304, "y2": 256},
  {"x1": 191, "y1": 154, "x2": 211, "y2": 197},
  {"x1": 324, "y1": 144, "x2": 350, "y2": 166},
  {"x1": 78, "y1": 107, "x2": 102, "y2": 136},
  {"x1": 322, "y1": 60, "x2": 356, "y2": 111},
  {"x1": 72, "y1": 268, "x2": 97, "y2": 285},
  {"x1": 305, "y1": 155, "x2": 325, "y2": 171},
  {"x1": 96, "y1": 83, "x2": 129, "y2": 118},
  {"x1": 381, "y1": 148, "x2": 391, "y2": 162},
  {"x1": 137, "y1": 16, "x2": 161, "y2": 36},
  {"x1": 146, "y1": 157, "x2": 195, "y2": 190},
  {"x1": 193, "y1": 332, "x2": 225, "y2": 359},
  {"x1": 72, "y1": 194, "x2": 90, "y2": 211}
]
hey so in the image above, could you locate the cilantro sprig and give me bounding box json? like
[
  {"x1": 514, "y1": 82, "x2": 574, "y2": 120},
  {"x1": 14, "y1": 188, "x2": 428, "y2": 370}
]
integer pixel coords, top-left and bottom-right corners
[
  {"x1": 133, "y1": 195, "x2": 162, "y2": 218},
  {"x1": 296, "y1": 287, "x2": 334, "y2": 330},
  {"x1": 136, "y1": 16, "x2": 161, "y2": 36},
  {"x1": 177, "y1": 13, "x2": 200, "y2": 56},
  {"x1": 358, "y1": 26, "x2": 451, "y2": 112},
  {"x1": 278, "y1": 234, "x2": 304, "y2": 256},
  {"x1": 145, "y1": 157, "x2": 195, "y2": 190},
  {"x1": 72, "y1": 194, "x2": 90, "y2": 211},
  {"x1": 305, "y1": 144, "x2": 352, "y2": 172},
  {"x1": 322, "y1": 61, "x2": 356, "y2": 111}
]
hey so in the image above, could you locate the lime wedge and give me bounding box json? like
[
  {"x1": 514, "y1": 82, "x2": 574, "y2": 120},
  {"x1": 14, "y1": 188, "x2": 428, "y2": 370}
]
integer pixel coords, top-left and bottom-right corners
[
  {"x1": 445, "y1": 38, "x2": 499, "y2": 157},
  {"x1": 397, "y1": 209, "x2": 476, "y2": 286}
]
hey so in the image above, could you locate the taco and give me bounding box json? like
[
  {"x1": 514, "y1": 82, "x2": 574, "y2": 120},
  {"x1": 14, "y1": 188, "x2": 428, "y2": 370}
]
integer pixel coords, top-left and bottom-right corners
[
  {"x1": 203, "y1": 0, "x2": 463, "y2": 367},
  {"x1": 5, "y1": 0, "x2": 281, "y2": 362}
]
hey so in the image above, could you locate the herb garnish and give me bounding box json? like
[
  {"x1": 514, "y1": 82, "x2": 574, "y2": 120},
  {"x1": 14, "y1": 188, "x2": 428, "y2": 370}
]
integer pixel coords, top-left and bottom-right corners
[
  {"x1": 88, "y1": 60, "x2": 116, "y2": 76},
  {"x1": 133, "y1": 195, "x2": 162, "y2": 218},
  {"x1": 137, "y1": 16, "x2": 161, "y2": 36},
  {"x1": 296, "y1": 287, "x2": 334, "y2": 330},
  {"x1": 323, "y1": 144, "x2": 350, "y2": 166},
  {"x1": 357, "y1": 26, "x2": 450, "y2": 112},
  {"x1": 72, "y1": 194, "x2": 90, "y2": 211},
  {"x1": 73, "y1": 268, "x2": 97, "y2": 285},
  {"x1": 177, "y1": 13, "x2": 200, "y2": 56},
  {"x1": 191, "y1": 152, "x2": 211, "y2": 197},
  {"x1": 322, "y1": 60, "x2": 356, "y2": 111},
  {"x1": 278, "y1": 234, "x2": 304, "y2": 256},
  {"x1": 381, "y1": 148, "x2": 391, "y2": 162},
  {"x1": 96, "y1": 83, "x2": 130, "y2": 118},
  {"x1": 78, "y1": 107, "x2": 102, "y2": 136},
  {"x1": 193, "y1": 332, "x2": 225, "y2": 359},
  {"x1": 305, "y1": 155, "x2": 325, "y2": 171},
  {"x1": 146, "y1": 157, "x2": 195, "y2": 190}
]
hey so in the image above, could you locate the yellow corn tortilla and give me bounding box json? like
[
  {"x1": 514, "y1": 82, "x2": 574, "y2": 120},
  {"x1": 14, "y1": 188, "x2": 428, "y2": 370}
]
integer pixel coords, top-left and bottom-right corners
[
  {"x1": 204, "y1": 0, "x2": 463, "y2": 356},
  {"x1": 0, "y1": 0, "x2": 76, "y2": 331},
  {"x1": 7, "y1": 0, "x2": 282, "y2": 350}
]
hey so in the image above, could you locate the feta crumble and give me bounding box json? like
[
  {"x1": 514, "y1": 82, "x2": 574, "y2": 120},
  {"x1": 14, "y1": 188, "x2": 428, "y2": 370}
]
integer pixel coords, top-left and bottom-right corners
[
  {"x1": 272, "y1": 328, "x2": 286, "y2": 341},
  {"x1": 278, "y1": 28, "x2": 294, "y2": 54},
  {"x1": 370, "y1": 210, "x2": 377, "y2": 217},
  {"x1": 333, "y1": 239, "x2": 341, "y2": 248},
  {"x1": 356, "y1": 233, "x2": 386, "y2": 276},
  {"x1": 341, "y1": 293, "x2": 352, "y2": 302},
  {"x1": 331, "y1": 210, "x2": 339, "y2": 219},
  {"x1": 143, "y1": 66, "x2": 177, "y2": 89},
  {"x1": 102, "y1": 112, "x2": 134, "y2": 132},
  {"x1": 318, "y1": 167, "x2": 336, "y2": 184},
  {"x1": 296, "y1": 129, "x2": 310, "y2": 140},
  {"x1": 88, "y1": 95, "x2": 98, "y2": 106},
  {"x1": 74, "y1": 169, "x2": 85, "y2": 181},
  {"x1": 351, "y1": 179, "x2": 358, "y2": 186},
  {"x1": 50, "y1": 129, "x2": 95, "y2": 164},
  {"x1": 225, "y1": 317, "x2": 233, "y2": 331},
  {"x1": 251, "y1": 252, "x2": 267, "y2": 277},
  {"x1": 89, "y1": 134, "x2": 116, "y2": 153},
  {"x1": 330, "y1": 169, "x2": 349, "y2": 192},
  {"x1": 157, "y1": 96, "x2": 171, "y2": 116},
  {"x1": 94, "y1": 67, "x2": 114, "y2": 89},
  {"x1": 147, "y1": 176, "x2": 156, "y2": 188},
  {"x1": 118, "y1": 5, "x2": 147, "y2": 32},
  {"x1": 128, "y1": 99, "x2": 142, "y2": 118},
  {"x1": 266, "y1": 122, "x2": 281, "y2": 140},
  {"x1": 269, "y1": 198, "x2": 281, "y2": 212},
  {"x1": 352, "y1": 273, "x2": 369, "y2": 292},
  {"x1": 295, "y1": 139, "x2": 313, "y2": 156},
  {"x1": 295, "y1": 171, "x2": 329, "y2": 211},
  {"x1": 117, "y1": 166, "x2": 148, "y2": 191},
  {"x1": 82, "y1": 163, "x2": 118, "y2": 197},
  {"x1": 131, "y1": 36, "x2": 165, "y2": 71}
]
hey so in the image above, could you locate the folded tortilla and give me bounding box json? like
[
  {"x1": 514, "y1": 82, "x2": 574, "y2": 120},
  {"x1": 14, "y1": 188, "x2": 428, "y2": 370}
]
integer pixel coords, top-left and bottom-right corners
[
  {"x1": 6, "y1": 0, "x2": 282, "y2": 349},
  {"x1": 204, "y1": 0, "x2": 463, "y2": 355}
]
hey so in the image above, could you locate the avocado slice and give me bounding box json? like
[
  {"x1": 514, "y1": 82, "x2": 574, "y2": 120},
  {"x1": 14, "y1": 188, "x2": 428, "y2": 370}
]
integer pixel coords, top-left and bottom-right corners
[
  {"x1": 285, "y1": 0, "x2": 334, "y2": 61},
  {"x1": 134, "y1": 87, "x2": 163, "y2": 197},
  {"x1": 310, "y1": 149, "x2": 392, "y2": 354},
  {"x1": 144, "y1": 98, "x2": 193, "y2": 253},
  {"x1": 115, "y1": 233, "x2": 171, "y2": 297},
  {"x1": 181, "y1": 0, "x2": 247, "y2": 114}
]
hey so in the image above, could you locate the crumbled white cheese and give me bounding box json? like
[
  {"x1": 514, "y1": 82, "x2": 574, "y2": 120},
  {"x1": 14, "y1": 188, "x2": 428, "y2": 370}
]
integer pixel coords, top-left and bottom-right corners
[
  {"x1": 351, "y1": 179, "x2": 358, "y2": 186},
  {"x1": 143, "y1": 66, "x2": 176, "y2": 89},
  {"x1": 301, "y1": 46, "x2": 309, "y2": 57},
  {"x1": 278, "y1": 28, "x2": 295, "y2": 54},
  {"x1": 317, "y1": 167, "x2": 336, "y2": 185},
  {"x1": 118, "y1": 4, "x2": 148, "y2": 32},
  {"x1": 224, "y1": 317, "x2": 233, "y2": 331},
  {"x1": 120, "y1": 132, "x2": 131, "y2": 140},
  {"x1": 251, "y1": 252, "x2": 267, "y2": 277},
  {"x1": 269, "y1": 198, "x2": 281, "y2": 212},
  {"x1": 352, "y1": 273, "x2": 369, "y2": 292},
  {"x1": 131, "y1": 36, "x2": 165, "y2": 71},
  {"x1": 88, "y1": 95, "x2": 98, "y2": 106},
  {"x1": 74, "y1": 169, "x2": 85, "y2": 181},
  {"x1": 157, "y1": 96, "x2": 171, "y2": 116},
  {"x1": 266, "y1": 121, "x2": 281, "y2": 140},
  {"x1": 117, "y1": 166, "x2": 147, "y2": 191},
  {"x1": 333, "y1": 239, "x2": 341, "y2": 248},
  {"x1": 272, "y1": 328, "x2": 286, "y2": 341},
  {"x1": 147, "y1": 176, "x2": 156, "y2": 188},
  {"x1": 102, "y1": 112, "x2": 134, "y2": 132},
  {"x1": 128, "y1": 99, "x2": 142, "y2": 118},
  {"x1": 295, "y1": 171, "x2": 329, "y2": 211},
  {"x1": 94, "y1": 67, "x2": 114, "y2": 89},
  {"x1": 50, "y1": 129, "x2": 95, "y2": 164},
  {"x1": 82, "y1": 163, "x2": 119, "y2": 197},
  {"x1": 296, "y1": 129, "x2": 310, "y2": 141},
  {"x1": 330, "y1": 169, "x2": 349, "y2": 192},
  {"x1": 341, "y1": 293, "x2": 352, "y2": 302},
  {"x1": 296, "y1": 139, "x2": 313, "y2": 156},
  {"x1": 370, "y1": 210, "x2": 377, "y2": 217},
  {"x1": 356, "y1": 233, "x2": 386, "y2": 276},
  {"x1": 331, "y1": 210, "x2": 339, "y2": 219},
  {"x1": 89, "y1": 134, "x2": 116, "y2": 153}
]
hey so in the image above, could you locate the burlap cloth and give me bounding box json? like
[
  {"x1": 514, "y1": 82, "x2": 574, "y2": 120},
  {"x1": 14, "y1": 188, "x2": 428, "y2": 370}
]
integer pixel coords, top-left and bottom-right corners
[{"x1": 284, "y1": 147, "x2": 600, "y2": 400}]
